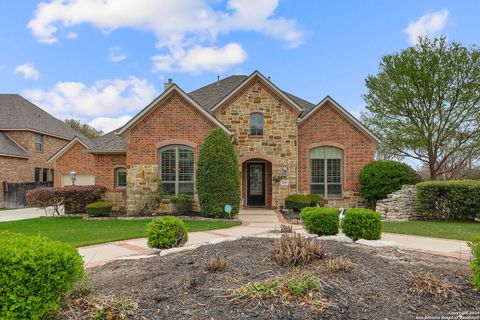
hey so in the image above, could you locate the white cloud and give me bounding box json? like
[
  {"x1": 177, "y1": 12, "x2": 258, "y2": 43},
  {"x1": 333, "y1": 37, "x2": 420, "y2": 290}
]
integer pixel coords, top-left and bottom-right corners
[
  {"x1": 28, "y1": 0, "x2": 304, "y2": 72},
  {"x1": 108, "y1": 46, "x2": 127, "y2": 63},
  {"x1": 152, "y1": 43, "x2": 247, "y2": 72},
  {"x1": 404, "y1": 9, "x2": 449, "y2": 44},
  {"x1": 22, "y1": 76, "x2": 157, "y2": 119},
  {"x1": 89, "y1": 115, "x2": 132, "y2": 133},
  {"x1": 65, "y1": 31, "x2": 78, "y2": 39},
  {"x1": 14, "y1": 63, "x2": 40, "y2": 80}
]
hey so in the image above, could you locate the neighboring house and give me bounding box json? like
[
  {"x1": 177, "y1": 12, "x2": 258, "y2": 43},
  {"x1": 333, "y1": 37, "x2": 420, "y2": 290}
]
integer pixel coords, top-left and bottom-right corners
[
  {"x1": 0, "y1": 94, "x2": 90, "y2": 207},
  {"x1": 51, "y1": 71, "x2": 380, "y2": 212}
]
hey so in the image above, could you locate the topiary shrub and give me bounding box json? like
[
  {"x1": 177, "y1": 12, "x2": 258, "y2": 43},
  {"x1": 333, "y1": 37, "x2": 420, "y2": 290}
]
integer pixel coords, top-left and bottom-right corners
[
  {"x1": 416, "y1": 180, "x2": 480, "y2": 221},
  {"x1": 147, "y1": 216, "x2": 188, "y2": 249},
  {"x1": 468, "y1": 237, "x2": 480, "y2": 291},
  {"x1": 85, "y1": 201, "x2": 112, "y2": 217},
  {"x1": 170, "y1": 194, "x2": 192, "y2": 214},
  {"x1": 0, "y1": 231, "x2": 84, "y2": 319},
  {"x1": 342, "y1": 208, "x2": 382, "y2": 241},
  {"x1": 285, "y1": 194, "x2": 311, "y2": 211},
  {"x1": 306, "y1": 194, "x2": 327, "y2": 207},
  {"x1": 359, "y1": 160, "x2": 421, "y2": 208},
  {"x1": 301, "y1": 207, "x2": 339, "y2": 236},
  {"x1": 197, "y1": 128, "x2": 240, "y2": 218}
]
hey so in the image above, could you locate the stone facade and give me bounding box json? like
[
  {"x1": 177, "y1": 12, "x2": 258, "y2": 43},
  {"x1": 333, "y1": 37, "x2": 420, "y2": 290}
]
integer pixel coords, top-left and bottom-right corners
[
  {"x1": 215, "y1": 80, "x2": 300, "y2": 208},
  {"x1": 0, "y1": 130, "x2": 68, "y2": 207},
  {"x1": 324, "y1": 191, "x2": 366, "y2": 209},
  {"x1": 375, "y1": 185, "x2": 419, "y2": 221},
  {"x1": 297, "y1": 101, "x2": 376, "y2": 208}
]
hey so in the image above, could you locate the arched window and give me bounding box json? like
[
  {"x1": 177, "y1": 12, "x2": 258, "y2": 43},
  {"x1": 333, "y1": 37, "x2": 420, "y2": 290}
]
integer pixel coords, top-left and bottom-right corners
[
  {"x1": 310, "y1": 146, "x2": 343, "y2": 198},
  {"x1": 250, "y1": 113, "x2": 264, "y2": 136},
  {"x1": 159, "y1": 145, "x2": 194, "y2": 197},
  {"x1": 115, "y1": 167, "x2": 127, "y2": 189}
]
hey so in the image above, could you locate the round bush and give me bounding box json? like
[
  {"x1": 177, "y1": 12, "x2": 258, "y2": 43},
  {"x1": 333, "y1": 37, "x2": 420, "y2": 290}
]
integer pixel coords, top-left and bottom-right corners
[
  {"x1": 306, "y1": 194, "x2": 326, "y2": 207},
  {"x1": 359, "y1": 160, "x2": 421, "y2": 208},
  {"x1": 342, "y1": 208, "x2": 382, "y2": 241},
  {"x1": 0, "y1": 231, "x2": 84, "y2": 319},
  {"x1": 197, "y1": 128, "x2": 240, "y2": 218},
  {"x1": 86, "y1": 201, "x2": 112, "y2": 217},
  {"x1": 285, "y1": 194, "x2": 311, "y2": 211},
  {"x1": 301, "y1": 207, "x2": 339, "y2": 236},
  {"x1": 147, "y1": 216, "x2": 188, "y2": 249}
]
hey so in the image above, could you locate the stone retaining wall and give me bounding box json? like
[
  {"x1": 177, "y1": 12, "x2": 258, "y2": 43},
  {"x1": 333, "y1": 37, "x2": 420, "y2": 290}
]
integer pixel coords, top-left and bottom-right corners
[{"x1": 375, "y1": 185, "x2": 419, "y2": 221}]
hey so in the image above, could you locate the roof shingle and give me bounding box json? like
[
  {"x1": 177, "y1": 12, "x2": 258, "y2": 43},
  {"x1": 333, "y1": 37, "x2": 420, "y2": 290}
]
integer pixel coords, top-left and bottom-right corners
[{"x1": 0, "y1": 131, "x2": 29, "y2": 158}]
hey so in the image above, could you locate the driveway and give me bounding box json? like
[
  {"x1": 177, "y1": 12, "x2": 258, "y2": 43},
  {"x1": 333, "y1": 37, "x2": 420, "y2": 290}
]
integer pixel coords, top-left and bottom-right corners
[{"x1": 0, "y1": 207, "x2": 46, "y2": 222}]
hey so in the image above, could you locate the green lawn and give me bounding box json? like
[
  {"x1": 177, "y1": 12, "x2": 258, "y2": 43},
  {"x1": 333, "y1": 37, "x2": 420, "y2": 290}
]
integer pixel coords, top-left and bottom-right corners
[
  {"x1": 0, "y1": 217, "x2": 241, "y2": 247},
  {"x1": 382, "y1": 220, "x2": 480, "y2": 241}
]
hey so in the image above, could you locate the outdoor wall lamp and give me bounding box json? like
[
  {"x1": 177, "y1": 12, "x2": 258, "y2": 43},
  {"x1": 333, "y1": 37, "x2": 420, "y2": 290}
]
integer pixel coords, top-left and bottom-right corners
[
  {"x1": 70, "y1": 170, "x2": 77, "y2": 186},
  {"x1": 282, "y1": 164, "x2": 288, "y2": 177}
]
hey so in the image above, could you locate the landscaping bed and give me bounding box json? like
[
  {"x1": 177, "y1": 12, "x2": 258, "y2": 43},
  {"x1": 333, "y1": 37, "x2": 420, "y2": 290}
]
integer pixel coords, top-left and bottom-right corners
[{"x1": 74, "y1": 237, "x2": 478, "y2": 319}]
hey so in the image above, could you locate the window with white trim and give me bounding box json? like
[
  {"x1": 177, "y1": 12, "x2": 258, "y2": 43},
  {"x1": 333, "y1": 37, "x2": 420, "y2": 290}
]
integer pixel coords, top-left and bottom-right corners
[
  {"x1": 115, "y1": 167, "x2": 127, "y2": 189},
  {"x1": 310, "y1": 146, "x2": 343, "y2": 198},
  {"x1": 250, "y1": 113, "x2": 264, "y2": 136},
  {"x1": 34, "y1": 134, "x2": 43, "y2": 152},
  {"x1": 159, "y1": 145, "x2": 194, "y2": 197}
]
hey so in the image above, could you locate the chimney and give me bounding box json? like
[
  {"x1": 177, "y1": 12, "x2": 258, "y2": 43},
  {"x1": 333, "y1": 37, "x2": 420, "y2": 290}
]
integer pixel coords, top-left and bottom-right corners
[
  {"x1": 164, "y1": 78, "x2": 173, "y2": 91},
  {"x1": 217, "y1": 75, "x2": 220, "y2": 86}
]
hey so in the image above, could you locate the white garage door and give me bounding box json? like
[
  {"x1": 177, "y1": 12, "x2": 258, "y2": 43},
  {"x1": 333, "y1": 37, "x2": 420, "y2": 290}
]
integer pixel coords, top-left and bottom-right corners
[{"x1": 61, "y1": 174, "x2": 95, "y2": 186}]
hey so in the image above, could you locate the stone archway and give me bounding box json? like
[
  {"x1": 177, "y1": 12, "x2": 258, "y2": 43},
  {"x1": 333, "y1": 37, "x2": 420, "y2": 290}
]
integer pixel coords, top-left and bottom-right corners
[{"x1": 241, "y1": 157, "x2": 272, "y2": 208}]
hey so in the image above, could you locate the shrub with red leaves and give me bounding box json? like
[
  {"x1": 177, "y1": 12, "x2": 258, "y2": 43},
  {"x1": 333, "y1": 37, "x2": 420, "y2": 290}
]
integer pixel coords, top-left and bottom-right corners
[{"x1": 26, "y1": 185, "x2": 106, "y2": 214}]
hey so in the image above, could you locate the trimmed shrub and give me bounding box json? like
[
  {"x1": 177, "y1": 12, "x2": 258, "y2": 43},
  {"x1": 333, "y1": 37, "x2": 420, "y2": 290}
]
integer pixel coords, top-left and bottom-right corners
[
  {"x1": 26, "y1": 185, "x2": 107, "y2": 214},
  {"x1": 359, "y1": 160, "x2": 421, "y2": 208},
  {"x1": 197, "y1": 128, "x2": 240, "y2": 218},
  {"x1": 147, "y1": 216, "x2": 188, "y2": 249},
  {"x1": 306, "y1": 194, "x2": 327, "y2": 207},
  {"x1": 0, "y1": 231, "x2": 84, "y2": 319},
  {"x1": 301, "y1": 207, "x2": 339, "y2": 236},
  {"x1": 170, "y1": 194, "x2": 193, "y2": 214},
  {"x1": 86, "y1": 201, "x2": 112, "y2": 217},
  {"x1": 342, "y1": 208, "x2": 382, "y2": 241},
  {"x1": 468, "y1": 237, "x2": 480, "y2": 291},
  {"x1": 285, "y1": 194, "x2": 311, "y2": 211},
  {"x1": 416, "y1": 180, "x2": 480, "y2": 221}
]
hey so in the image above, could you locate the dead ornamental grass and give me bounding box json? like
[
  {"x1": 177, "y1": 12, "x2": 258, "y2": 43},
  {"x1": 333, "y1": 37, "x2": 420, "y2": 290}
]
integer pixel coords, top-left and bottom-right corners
[
  {"x1": 57, "y1": 294, "x2": 138, "y2": 320},
  {"x1": 321, "y1": 257, "x2": 354, "y2": 273},
  {"x1": 204, "y1": 256, "x2": 227, "y2": 272},
  {"x1": 273, "y1": 233, "x2": 325, "y2": 267},
  {"x1": 408, "y1": 271, "x2": 459, "y2": 300}
]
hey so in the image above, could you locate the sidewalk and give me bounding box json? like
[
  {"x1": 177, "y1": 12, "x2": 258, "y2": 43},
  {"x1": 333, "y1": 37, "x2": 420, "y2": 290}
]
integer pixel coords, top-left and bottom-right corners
[
  {"x1": 79, "y1": 210, "x2": 473, "y2": 268},
  {"x1": 0, "y1": 207, "x2": 46, "y2": 222}
]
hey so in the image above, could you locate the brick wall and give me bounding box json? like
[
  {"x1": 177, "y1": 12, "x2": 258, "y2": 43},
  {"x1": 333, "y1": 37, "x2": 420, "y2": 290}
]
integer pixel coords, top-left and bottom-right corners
[
  {"x1": 0, "y1": 130, "x2": 68, "y2": 207},
  {"x1": 93, "y1": 153, "x2": 127, "y2": 211},
  {"x1": 214, "y1": 79, "x2": 300, "y2": 208},
  {"x1": 54, "y1": 141, "x2": 95, "y2": 187},
  {"x1": 297, "y1": 101, "x2": 376, "y2": 207}
]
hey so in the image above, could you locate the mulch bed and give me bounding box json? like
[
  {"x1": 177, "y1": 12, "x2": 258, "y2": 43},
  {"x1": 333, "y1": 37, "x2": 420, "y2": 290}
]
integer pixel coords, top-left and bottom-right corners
[{"x1": 82, "y1": 237, "x2": 478, "y2": 319}]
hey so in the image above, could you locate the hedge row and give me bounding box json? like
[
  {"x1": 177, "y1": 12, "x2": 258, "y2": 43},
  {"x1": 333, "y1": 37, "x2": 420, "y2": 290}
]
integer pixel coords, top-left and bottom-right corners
[
  {"x1": 416, "y1": 180, "x2": 480, "y2": 221},
  {"x1": 285, "y1": 194, "x2": 326, "y2": 211},
  {"x1": 26, "y1": 185, "x2": 106, "y2": 214}
]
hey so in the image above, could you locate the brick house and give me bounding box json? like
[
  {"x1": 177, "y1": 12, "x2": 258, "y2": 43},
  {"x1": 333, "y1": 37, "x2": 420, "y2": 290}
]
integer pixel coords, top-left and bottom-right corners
[
  {"x1": 0, "y1": 94, "x2": 90, "y2": 207},
  {"x1": 51, "y1": 71, "x2": 380, "y2": 212}
]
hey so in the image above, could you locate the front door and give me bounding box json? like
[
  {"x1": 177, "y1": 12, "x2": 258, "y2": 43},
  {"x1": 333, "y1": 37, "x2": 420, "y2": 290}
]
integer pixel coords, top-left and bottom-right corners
[{"x1": 247, "y1": 163, "x2": 265, "y2": 207}]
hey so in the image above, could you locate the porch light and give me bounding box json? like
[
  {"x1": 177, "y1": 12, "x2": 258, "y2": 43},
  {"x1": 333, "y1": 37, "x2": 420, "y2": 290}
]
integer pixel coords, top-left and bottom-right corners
[
  {"x1": 282, "y1": 164, "x2": 288, "y2": 177},
  {"x1": 70, "y1": 170, "x2": 77, "y2": 186}
]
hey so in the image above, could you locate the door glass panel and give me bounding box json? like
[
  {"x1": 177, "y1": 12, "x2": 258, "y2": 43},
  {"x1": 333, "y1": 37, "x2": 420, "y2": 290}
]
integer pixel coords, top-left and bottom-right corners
[{"x1": 249, "y1": 164, "x2": 263, "y2": 195}]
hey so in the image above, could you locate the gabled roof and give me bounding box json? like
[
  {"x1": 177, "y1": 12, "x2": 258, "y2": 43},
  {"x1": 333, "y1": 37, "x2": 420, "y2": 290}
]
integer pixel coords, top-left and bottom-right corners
[
  {"x1": 189, "y1": 75, "x2": 247, "y2": 111},
  {"x1": 116, "y1": 84, "x2": 232, "y2": 135},
  {"x1": 0, "y1": 94, "x2": 89, "y2": 140},
  {"x1": 0, "y1": 131, "x2": 29, "y2": 158},
  {"x1": 299, "y1": 96, "x2": 382, "y2": 144},
  {"x1": 209, "y1": 71, "x2": 304, "y2": 113},
  {"x1": 46, "y1": 137, "x2": 90, "y2": 163},
  {"x1": 88, "y1": 131, "x2": 126, "y2": 153}
]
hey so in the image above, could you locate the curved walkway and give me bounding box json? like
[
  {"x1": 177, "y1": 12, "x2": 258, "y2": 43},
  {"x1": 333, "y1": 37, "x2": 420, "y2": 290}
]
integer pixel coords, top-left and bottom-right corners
[{"x1": 79, "y1": 209, "x2": 472, "y2": 268}]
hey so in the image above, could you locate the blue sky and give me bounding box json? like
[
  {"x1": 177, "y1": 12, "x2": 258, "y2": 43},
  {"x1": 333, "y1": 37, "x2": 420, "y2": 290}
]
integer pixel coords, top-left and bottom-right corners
[{"x1": 1, "y1": 0, "x2": 479, "y2": 133}]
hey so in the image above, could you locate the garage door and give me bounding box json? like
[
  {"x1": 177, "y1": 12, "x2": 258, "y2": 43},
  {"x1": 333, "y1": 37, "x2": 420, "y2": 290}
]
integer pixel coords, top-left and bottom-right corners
[{"x1": 61, "y1": 174, "x2": 95, "y2": 186}]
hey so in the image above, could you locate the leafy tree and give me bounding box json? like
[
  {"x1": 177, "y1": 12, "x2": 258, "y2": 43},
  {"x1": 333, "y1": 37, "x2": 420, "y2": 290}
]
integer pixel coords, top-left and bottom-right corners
[
  {"x1": 64, "y1": 118, "x2": 103, "y2": 139},
  {"x1": 196, "y1": 128, "x2": 240, "y2": 218},
  {"x1": 363, "y1": 37, "x2": 480, "y2": 180}
]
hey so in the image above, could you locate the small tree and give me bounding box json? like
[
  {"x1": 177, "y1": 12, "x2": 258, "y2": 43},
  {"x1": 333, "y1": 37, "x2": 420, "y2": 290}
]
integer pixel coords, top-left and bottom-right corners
[
  {"x1": 64, "y1": 118, "x2": 104, "y2": 139},
  {"x1": 197, "y1": 128, "x2": 240, "y2": 218}
]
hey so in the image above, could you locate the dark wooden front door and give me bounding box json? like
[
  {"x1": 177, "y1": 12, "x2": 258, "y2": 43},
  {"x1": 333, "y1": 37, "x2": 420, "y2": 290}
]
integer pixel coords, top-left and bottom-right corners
[{"x1": 247, "y1": 163, "x2": 265, "y2": 207}]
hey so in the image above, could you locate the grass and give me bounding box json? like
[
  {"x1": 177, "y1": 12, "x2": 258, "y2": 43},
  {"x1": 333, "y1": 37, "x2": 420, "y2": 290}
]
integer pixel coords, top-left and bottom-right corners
[
  {"x1": 382, "y1": 220, "x2": 480, "y2": 241},
  {"x1": 0, "y1": 217, "x2": 241, "y2": 247}
]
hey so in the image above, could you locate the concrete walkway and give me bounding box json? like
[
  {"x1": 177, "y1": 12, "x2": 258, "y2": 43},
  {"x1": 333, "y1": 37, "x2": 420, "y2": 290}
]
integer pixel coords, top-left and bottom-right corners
[
  {"x1": 80, "y1": 209, "x2": 284, "y2": 268},
  {"x1": 0, "y1": 207, "x2": 46, "y2": 222},
  {"x1": 78, "y1": 209, "x2": 473, "y2": 268}
]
